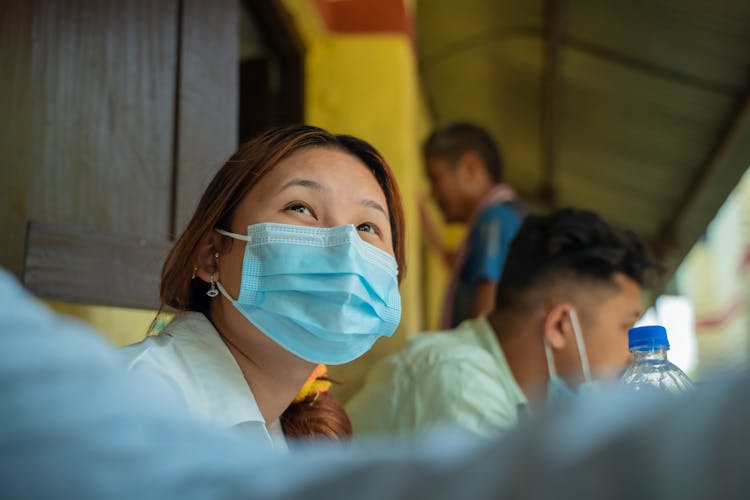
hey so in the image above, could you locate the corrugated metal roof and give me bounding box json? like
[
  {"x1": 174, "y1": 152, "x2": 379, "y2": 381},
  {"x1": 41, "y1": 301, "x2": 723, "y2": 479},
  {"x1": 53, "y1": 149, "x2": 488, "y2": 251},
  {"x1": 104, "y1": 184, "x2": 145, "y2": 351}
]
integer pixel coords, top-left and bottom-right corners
[{"x1": 418, "y1": 0, "x2": 750, "y2": 279}]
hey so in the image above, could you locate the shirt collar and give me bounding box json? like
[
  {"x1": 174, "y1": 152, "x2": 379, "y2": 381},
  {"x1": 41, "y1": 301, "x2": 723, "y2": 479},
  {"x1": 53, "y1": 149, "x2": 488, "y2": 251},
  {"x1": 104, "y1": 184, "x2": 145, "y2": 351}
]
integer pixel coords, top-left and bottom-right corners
[{"x1": 162, "y1": 312, "x2": 266, "y2": 428}]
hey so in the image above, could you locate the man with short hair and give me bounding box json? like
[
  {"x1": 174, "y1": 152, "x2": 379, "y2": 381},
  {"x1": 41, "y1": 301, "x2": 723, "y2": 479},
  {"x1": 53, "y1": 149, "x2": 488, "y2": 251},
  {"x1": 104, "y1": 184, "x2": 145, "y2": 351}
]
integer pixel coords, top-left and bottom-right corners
[
  {"x1": 347, "y1": 208, "x2": 660, "y2": 439},
  {"x1": 422, "y1": 122, "x2": 527, "y2": 328}
]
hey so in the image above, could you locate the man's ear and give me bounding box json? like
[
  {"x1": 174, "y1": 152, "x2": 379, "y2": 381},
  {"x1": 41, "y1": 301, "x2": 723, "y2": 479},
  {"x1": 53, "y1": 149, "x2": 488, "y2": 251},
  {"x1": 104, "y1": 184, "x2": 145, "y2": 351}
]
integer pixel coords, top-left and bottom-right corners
[
  {"x1": 543, "y1": 302, "x2": 574, "y2": 350},
  {"x1": 453, "y1": 151, "x2": 478, "y2": 183},
  {"x1": 455, "y1": 150, "x2": 484, "y2": 183},
  {"x1": 194, "y1": 231, "x2": 229, "y2": 282}
]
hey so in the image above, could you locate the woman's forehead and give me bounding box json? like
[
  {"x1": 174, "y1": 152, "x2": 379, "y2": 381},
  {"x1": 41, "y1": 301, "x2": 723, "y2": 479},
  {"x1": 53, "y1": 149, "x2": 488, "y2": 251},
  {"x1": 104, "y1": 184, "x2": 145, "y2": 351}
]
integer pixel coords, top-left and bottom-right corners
[{"x1": 257, "y1": 147, "x2": 387, "y2": 199}]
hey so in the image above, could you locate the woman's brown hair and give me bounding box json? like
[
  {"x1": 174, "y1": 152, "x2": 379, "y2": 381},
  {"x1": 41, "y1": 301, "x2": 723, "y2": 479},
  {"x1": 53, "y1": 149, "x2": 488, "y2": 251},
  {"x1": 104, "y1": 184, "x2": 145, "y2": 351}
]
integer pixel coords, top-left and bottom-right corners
[{"x1": 158, "y1": 124, "x2": 406, "y2": 440}]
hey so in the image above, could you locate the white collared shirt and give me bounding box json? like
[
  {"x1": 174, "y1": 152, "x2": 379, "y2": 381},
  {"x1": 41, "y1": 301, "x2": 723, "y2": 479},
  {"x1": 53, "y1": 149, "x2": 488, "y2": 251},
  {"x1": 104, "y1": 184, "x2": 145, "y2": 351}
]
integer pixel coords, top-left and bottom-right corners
[
  {"x1": 347, "y1": 315, "x2": 528, "y2": 439},
  {"x1": 120, "y1": 312, "x2": 287, "y2": 451}
]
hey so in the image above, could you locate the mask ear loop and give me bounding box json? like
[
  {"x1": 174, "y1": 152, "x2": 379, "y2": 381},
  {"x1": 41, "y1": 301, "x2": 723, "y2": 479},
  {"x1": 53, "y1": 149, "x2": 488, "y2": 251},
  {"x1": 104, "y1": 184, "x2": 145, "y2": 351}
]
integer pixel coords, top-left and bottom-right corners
[
  {"x1": 569, "y1": 309, "x2": 592, "y2": 383},
  {"x1": 215, "y1": 228, "x2": 251, "y2": 241},
  {"x1": 214, "y1": 281, "x2": 237, "y2": 303},
  {"x1": 544, "y1": 338, "x2": 557, "y2": 380},
  {"x1": 211, "y1": 228, "x2": 249, "y2": 303}
]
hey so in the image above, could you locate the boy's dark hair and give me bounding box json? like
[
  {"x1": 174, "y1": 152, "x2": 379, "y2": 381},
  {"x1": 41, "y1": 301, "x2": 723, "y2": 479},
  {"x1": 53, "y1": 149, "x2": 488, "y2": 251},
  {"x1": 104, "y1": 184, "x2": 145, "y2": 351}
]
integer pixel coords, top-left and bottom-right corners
[
  {"x1": 495, "y1": 208, "x2": 660, "y2": 309},
  {"x1": 422, "y1": 122, "x2": 503, "y2": 183}
]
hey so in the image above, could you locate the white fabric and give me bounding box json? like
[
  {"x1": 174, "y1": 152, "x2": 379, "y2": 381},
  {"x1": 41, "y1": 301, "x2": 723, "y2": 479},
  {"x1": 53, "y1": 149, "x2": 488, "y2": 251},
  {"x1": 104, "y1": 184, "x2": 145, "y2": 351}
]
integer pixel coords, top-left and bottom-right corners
[
  {"x1": 347, "y1": 316, "x2": 528, "y2": 439},
  {"x1": 121, "y1": 312, "x2": 287, "y2": 451}
]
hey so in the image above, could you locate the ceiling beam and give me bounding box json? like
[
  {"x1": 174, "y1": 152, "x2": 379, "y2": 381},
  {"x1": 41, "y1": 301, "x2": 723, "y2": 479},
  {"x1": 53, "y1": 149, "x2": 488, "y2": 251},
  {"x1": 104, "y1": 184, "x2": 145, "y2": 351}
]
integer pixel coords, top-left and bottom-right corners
[
  {"x1": 562, "y1": 35, "x2": 736, "y2": 97},
  {"x1": 658, "y1": 82, "x2": 750, "y2": 249},
  {"x1": 538, "y1": 0, "x2": 562, "y2": 207}
]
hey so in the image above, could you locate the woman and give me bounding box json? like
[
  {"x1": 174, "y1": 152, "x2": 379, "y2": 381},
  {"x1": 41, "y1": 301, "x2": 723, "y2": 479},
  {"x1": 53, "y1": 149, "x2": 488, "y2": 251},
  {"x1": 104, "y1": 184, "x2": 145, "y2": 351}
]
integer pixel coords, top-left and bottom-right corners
[{"x1": 122, "y1": 125, "x2": 405, "y2": 449}]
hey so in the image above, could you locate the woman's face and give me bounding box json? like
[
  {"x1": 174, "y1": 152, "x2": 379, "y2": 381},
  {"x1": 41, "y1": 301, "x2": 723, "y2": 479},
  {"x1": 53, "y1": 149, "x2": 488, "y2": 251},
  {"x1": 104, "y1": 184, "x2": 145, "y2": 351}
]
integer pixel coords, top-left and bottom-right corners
[
  {"x1": 217, "y1": 146, "x2": 395, "y2": 300},
  {"x1": 235, "y1": 146, "x2": 393, "y2": 252}
]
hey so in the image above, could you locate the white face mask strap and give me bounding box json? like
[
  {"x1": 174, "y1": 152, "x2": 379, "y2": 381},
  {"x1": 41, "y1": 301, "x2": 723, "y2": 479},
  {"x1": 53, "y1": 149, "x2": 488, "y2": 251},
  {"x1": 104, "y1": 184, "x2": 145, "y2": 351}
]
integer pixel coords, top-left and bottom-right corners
[
  {"x1": 544, "y1": 338, "x2": 558, "y2": 379},
  {"x1": 215, "y1": 228, "x2": 251, "y2": 241},
  {"x1": 215, "y1": 281, "x2": 237, "y2": 304},
  {"x1": 569, "y1": 309, "x2": 592, "y2": 383}
]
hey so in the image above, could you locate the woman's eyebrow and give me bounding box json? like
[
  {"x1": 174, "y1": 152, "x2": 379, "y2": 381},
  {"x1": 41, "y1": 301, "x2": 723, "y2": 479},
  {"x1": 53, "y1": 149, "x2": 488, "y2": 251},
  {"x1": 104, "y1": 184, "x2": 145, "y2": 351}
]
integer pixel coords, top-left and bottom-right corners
[
  {"x1": 361, "y1": 198, "x2": 387, "y2": 216},
  {"x1": 277, "y1": 178, "x2": 325, "y2": 194},
  {"x1": 277, "y1": 179, "x2": 386, "y2": 215}
]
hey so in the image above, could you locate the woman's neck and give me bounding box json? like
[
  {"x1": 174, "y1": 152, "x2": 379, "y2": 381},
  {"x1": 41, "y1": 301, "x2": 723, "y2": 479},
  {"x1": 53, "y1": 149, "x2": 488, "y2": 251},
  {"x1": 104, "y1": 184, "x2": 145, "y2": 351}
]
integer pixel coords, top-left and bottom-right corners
[{"x1": 209, "y1": 305, "x2": 315, "y2": 425}]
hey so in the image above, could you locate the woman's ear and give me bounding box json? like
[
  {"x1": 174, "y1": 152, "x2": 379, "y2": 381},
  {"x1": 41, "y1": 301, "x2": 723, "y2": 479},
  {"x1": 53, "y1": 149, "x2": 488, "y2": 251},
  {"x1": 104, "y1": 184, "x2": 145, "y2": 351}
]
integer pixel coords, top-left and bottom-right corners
[
  {"x1": 194, "y1": 232, "x2": 226, "y2": 282},
  {"x1": 543, "y1": 303, "x2": 574, "y2": 350}
]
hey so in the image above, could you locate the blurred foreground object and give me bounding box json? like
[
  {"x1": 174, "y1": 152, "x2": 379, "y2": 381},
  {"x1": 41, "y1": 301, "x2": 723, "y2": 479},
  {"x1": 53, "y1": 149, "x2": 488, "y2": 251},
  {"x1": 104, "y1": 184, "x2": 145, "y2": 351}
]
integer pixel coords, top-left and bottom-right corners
[{"x1": 1, "y1": 268, "x2": 749, "y2": 499}]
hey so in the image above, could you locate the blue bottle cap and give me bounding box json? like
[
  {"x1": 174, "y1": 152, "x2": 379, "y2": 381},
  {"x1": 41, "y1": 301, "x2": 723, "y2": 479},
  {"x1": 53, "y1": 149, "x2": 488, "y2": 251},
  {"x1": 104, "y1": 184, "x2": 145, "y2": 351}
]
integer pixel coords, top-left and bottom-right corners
[{"x1": 628, "y1": 325, "x2": 670, "y2": 350}]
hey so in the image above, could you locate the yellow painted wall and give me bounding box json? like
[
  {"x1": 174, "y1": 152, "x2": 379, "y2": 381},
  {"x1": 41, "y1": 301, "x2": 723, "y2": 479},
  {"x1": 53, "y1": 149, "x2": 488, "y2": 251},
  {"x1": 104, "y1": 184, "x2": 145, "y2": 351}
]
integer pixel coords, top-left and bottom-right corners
[{"x1": 46, "y1": 300, "x2": 156, "y2": 347}]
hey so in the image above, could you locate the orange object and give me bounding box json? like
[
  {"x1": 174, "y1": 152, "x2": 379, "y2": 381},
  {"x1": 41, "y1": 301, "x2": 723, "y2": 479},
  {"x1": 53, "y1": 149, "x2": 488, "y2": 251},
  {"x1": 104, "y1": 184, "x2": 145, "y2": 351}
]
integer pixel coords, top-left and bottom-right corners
[{"x1": 293, "y1": 364, "x2": 332, "y2": 403}]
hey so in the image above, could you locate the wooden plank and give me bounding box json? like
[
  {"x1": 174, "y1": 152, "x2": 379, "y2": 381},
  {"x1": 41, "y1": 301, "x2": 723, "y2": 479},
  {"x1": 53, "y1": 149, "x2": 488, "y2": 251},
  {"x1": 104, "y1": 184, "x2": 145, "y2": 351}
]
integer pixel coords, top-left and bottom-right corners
[
  {"x1": 2, "y1": 1, "x2": 179, "y2": 308},
  {"x1": 0, "y1": 1, "x2": 34, "y2": 277},
  {"x1": 24, "y1": 221, "x2": 171, "y2": 309},
  {"x1": 174, "y1": 0, "x2": 239, "y2": 235},
  {"x1": 25, "y1": 1, "x2": 177, "y2": 240}
]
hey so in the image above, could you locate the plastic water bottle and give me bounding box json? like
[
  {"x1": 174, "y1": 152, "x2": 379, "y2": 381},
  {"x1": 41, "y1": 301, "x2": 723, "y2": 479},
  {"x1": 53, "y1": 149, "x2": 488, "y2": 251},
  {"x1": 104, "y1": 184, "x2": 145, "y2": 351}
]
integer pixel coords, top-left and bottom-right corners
[{"x1": 621, "y1": 325, "x2": 693, "y2": 394}]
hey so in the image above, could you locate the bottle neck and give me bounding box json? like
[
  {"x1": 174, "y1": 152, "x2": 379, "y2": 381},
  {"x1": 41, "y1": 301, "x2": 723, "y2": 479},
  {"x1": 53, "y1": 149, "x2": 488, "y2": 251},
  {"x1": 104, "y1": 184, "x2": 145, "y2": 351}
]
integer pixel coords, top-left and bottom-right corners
[{"x1": 630, "y1": 346, "x2": 669, "y2": 361}]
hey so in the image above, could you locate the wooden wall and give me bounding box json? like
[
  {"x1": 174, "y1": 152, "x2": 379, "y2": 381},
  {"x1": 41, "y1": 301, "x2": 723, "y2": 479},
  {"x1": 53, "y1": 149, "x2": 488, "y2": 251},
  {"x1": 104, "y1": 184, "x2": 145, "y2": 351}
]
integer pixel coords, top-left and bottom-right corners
[{"x1": 0, "y1": 0, "x2": 238, "y2": 308}]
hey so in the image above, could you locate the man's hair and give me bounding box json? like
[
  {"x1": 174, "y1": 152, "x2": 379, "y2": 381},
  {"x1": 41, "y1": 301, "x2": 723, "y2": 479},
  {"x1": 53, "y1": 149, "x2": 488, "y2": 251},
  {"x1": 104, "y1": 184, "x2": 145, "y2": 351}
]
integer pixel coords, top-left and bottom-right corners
[
  {"x1": 422, "y1": 122, "x2": 503, "y2": 183},
  {"x1": 495, "y1": 208, "x2": 660, "y2": 309}
]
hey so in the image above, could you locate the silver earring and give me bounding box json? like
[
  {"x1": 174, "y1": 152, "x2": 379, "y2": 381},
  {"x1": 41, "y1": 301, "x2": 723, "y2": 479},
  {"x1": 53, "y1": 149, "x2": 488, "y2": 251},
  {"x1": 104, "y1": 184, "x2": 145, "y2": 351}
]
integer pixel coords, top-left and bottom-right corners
[{"x1": 207, "y1": 274, "x2": 219, "y2": 297}]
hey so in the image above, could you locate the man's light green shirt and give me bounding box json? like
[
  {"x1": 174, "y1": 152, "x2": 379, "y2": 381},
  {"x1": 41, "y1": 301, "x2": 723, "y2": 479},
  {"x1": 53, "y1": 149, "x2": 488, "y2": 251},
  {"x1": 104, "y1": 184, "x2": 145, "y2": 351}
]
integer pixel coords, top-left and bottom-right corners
[{"x1": 347, "y1": 316, "x2": 528, "y2": 439}]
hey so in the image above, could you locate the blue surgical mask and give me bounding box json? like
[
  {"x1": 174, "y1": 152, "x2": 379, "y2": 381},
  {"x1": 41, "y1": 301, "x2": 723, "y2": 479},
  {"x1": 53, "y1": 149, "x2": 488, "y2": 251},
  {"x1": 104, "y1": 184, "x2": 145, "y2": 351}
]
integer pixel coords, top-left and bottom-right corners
[
  {"x1": 213, "y1": 223, "x2": 401, "y2": 365},
  {"x1": 544, "y1": 309, "x2": 599, "y2": 403}
]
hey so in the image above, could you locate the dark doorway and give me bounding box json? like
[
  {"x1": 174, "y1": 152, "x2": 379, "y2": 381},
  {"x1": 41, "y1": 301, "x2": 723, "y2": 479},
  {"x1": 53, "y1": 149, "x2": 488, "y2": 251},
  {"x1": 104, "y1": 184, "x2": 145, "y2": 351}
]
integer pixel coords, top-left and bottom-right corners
[{"x1": 239, "y1": 0, "x2": 304, "y2": 143}]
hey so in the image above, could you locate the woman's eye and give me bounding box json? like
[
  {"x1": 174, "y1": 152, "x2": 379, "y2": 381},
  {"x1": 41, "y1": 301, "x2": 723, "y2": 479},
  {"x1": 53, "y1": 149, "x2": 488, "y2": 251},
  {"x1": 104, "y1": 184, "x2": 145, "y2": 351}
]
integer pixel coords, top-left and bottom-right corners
[
  {"x1": 357, "y1": 223, "x2": 380, "y2": 236},
  {"x1": 286, "y1": 203, "x2": 314, "y2": 217}
]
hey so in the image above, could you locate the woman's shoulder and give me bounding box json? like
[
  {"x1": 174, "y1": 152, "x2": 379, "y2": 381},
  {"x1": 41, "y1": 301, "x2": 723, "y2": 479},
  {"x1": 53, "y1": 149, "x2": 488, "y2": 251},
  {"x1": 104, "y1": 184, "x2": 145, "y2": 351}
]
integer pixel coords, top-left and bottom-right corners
[
  {"x1": 118, "y1": 312, "x2": 222, "y2": 414},
  {"x1": 119, "y1": 312, "x2": 211, "y2": 370},
  {"x1": 118, "y1": 311, "x2": 251, "y2": 423}
]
